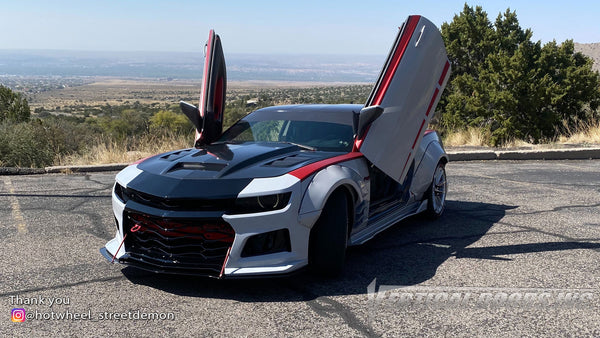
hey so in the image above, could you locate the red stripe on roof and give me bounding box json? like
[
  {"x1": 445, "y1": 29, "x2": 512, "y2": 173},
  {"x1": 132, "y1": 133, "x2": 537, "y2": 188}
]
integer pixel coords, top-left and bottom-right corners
[
  {"x1": 288, "y1": 152, "x2": 364, "y2": 180},
  {"x1": 371, "y1": 15, "x2": 421, "y2": 106}
]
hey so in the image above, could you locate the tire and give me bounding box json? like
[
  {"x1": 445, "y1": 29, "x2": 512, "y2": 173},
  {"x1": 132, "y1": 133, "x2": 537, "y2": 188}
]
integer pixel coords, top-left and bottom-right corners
[
  {"x1": 425, "y1": 162, "x2": 447, "y2": 219},
  {"x1": 309, "y1": 190, "x2": 349, "y2": 277}
]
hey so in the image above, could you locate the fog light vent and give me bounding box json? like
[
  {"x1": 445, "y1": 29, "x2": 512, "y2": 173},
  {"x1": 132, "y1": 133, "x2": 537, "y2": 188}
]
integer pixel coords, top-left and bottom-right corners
[{"x1": 241, "y1": 229, "x2": 291, "y2": 257}]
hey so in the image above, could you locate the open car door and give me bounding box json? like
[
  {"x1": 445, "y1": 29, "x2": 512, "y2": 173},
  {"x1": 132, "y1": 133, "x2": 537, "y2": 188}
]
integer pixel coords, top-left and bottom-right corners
[
  {"x1": 355, "y1": 15, "x2": 450, "y2": 183},
  {"x1": 181, "y1": 29, "x2": 227, "y2": 147}
]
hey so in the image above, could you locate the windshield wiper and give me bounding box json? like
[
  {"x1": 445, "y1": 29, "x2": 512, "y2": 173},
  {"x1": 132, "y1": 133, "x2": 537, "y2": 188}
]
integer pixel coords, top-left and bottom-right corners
[
  {"x1": 282, "y1": 142, "x2": 317, "y2": 151},
  {"x1": 212, "y1": 140, "x2": 244, "y2": 145}
]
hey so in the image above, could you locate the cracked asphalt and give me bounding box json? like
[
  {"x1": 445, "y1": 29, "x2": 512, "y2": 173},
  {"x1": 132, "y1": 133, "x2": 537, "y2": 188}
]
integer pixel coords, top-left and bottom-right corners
[{"x1": 2, "y1": 160, "x2": 600, "y2": 337}]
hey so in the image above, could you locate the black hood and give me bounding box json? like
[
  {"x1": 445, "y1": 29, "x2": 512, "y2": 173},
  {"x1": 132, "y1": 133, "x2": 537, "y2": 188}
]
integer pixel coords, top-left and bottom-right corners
[{"x1": 125, "y1": 142, "x2": 338, "y2": 199}]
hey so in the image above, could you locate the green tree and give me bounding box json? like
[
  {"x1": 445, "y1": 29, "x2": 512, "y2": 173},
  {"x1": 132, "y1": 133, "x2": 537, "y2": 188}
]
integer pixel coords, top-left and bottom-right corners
[
  {"x1": 0, "y1": 85, "x2": 30, "y2": 122},
  {"x1": 149, "y1": 110, "x2": 193, "y2": 134},
  {"x1": 439, "y1": 4, "x2": 600, "y2": 145}
]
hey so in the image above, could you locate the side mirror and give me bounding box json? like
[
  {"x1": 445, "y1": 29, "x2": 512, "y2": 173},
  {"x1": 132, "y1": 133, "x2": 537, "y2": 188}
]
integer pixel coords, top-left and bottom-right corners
[
  {"x1": 356, "y1": 105, "x2": 384, "y2": 139},
  {"x1": 180, "y1": 101, "x2": 203, "y2": 132}
]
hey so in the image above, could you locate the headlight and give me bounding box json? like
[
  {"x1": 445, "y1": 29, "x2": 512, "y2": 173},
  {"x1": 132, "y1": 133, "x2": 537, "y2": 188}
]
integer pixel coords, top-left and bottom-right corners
[
  {"x1": 234, "y1": 192, "x2": 291, "y2": 214},
  {"x1": 114, "y1": 183, "x2": 128, "y2": 203}
]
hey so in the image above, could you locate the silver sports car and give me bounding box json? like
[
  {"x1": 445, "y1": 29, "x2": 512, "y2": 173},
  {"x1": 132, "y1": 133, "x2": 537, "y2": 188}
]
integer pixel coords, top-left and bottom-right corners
[{"x1": 101, "y1": 15, "x2": 451, "y2": 278}]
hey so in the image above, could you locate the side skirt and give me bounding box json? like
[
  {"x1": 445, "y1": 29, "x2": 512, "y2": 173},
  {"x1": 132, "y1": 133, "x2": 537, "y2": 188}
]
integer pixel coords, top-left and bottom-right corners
[{"x1": 348, "y1": 199, "x2": 427, "y2": 246}]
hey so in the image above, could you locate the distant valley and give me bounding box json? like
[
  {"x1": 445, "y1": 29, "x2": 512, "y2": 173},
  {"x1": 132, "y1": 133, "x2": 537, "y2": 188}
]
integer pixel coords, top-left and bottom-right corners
[
  {"x1": 1, "y1": 43, "x2": 598, "y2": 84},
  {"x1": 0, "y1": 50, "x2": 385, "y2": 82}
]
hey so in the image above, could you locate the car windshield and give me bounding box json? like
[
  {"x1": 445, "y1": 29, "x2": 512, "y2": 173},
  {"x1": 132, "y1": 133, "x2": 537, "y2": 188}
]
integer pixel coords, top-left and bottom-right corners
[{"x1": 218, "y1": 109, "x2": 355, "y2": 152}]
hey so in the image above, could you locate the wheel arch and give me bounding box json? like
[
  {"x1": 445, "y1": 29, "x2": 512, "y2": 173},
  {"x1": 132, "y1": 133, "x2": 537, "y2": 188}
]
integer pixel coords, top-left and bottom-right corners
[
  {"x1": 298, "y1": 163, "x2": 366, "y2": 232},
  {"x1": 412, "y1": 137, "x2": 448, "y2": 200},
  {"x1": 335, "y1": 184, "x2": 356, "y2": 238}
]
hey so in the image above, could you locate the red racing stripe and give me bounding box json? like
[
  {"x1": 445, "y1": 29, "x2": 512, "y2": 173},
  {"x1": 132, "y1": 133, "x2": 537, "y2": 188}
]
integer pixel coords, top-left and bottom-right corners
[
  {"x1": 352, "y1": 125, "x2": 370, "y2": 152},
  {"x1": 412, "y1": 119, "x2": 427, "y2": 150},
  {"x1": 200, "y1": 30, "x2": 214, "y2": 118},
  {"x1": 197, "y1": 30, "x2": 214, "y2": 142},
  {"x1": 371, "y1": 15, "x2": 421, "y2": 106},
  {"x1": 438, "y1": 61, "x2": 450, "y2": 86},
  {"x1": 425, "y1": 88, "x2": 440, "y2": 117},
  {"x1": 288, "y1": 152, "x2": 364, "y2": 180}
]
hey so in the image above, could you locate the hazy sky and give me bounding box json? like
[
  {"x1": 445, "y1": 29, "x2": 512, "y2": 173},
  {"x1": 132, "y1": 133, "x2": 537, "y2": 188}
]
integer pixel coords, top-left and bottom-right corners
[{"x1": 1, "y1": 0, "x2": 599, "y2": 54}]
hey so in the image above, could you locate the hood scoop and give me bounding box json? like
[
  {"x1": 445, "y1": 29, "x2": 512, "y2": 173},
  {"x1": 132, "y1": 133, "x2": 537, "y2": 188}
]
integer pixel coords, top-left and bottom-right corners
[
  {"x1": 167, "y1": 162, "x2": 228, "y2": 173},
  {"x1": 264, "y1": 154, "x2": 313, "y2": 168}
]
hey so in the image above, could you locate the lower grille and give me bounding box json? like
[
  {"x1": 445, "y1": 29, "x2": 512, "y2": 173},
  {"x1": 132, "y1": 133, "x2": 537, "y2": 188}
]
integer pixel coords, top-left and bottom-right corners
[{"x1": 123, "y1": 211, "x2": 234, "y2": 276}]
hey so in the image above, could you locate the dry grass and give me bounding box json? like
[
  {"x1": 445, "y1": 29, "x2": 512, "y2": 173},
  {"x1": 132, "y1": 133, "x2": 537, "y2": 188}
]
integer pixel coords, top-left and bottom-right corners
[
  {"x1": 558, "y1": 119, "x2": 600, "y2": 144},
  {"x1": 57, "y1": 118, "x2": 600, "y2": 166},
  {"x1": 443, "y1": 127, "x2": 491, "y2": 147},
  {"x1": 57, "y1": 133, "x2": 192, "y2": 166},
  {"x1": 443, "y1": 120, "x2": 600, "y2": 148},
  {"x1": 501, "y1": 138, "x2": 535, "y2": 148}
]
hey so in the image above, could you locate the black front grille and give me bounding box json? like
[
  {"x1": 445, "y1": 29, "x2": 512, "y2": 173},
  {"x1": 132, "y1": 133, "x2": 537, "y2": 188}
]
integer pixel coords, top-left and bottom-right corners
[
  {"x1": 115, "y1": 184, "x2": 290, "y2": 214},
  {"x1": 116, "y1": 185, "x2": 236, "y2": 212},
  {"x1": 123, "y1": 212, "x2": 234, "y2": 276}
]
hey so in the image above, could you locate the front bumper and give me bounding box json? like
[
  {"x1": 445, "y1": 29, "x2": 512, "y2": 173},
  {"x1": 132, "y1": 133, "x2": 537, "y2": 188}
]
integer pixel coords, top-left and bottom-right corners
[{"x1": 102, "y1": 172, "x2": 312, "y2": 278}]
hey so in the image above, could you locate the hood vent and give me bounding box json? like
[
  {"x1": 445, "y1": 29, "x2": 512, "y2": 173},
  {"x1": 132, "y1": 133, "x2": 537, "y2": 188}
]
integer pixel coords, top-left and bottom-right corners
[
  {"x1": 168, "y1": 162, "x2": 228, "y2": 173},
  {"x1": 264, "y1": 154, "x2": 312, "y2": 168},
  {"x1": 160, "y1": 149, "x2": 196, "y2": 161}
]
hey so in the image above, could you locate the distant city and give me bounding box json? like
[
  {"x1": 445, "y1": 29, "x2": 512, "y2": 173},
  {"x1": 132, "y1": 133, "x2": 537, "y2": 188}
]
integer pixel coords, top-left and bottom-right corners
[{"x1": 0, "y1": 50, "x2": 385, "y2": 82}]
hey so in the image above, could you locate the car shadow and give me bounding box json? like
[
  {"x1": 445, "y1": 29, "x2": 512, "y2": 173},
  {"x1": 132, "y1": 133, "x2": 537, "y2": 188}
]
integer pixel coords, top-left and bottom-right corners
[{"x1": 121, "y1": 200, "x2": 523, "y2": 302}]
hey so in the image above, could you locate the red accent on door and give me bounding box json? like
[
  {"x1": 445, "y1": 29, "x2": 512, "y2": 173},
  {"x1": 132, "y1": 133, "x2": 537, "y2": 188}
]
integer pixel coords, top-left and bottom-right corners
[{"x1": 370, "y1": 15, "x2": 421, "y2": 106}]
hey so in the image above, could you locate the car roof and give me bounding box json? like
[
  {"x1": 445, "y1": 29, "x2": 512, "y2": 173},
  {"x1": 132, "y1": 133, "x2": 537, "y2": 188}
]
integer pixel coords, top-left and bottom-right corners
[
  {"x1": 246, "y1": 104, "x2": 364, "y2": 126},
  {"x1": 255, "y1": 104, "x2": 363, "y2": 113}
]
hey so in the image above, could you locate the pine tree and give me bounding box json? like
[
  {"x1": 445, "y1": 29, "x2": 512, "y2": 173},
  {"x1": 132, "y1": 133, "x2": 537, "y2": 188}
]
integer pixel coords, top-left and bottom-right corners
[{"x1": 438, "y1": 4, "x2": 600, "y2": 145}]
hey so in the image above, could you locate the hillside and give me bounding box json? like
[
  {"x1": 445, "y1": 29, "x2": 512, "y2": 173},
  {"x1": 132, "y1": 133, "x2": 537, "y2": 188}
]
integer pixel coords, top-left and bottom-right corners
[{"x1": 575, "y1": 42, "x2": 600, "y2": 72}]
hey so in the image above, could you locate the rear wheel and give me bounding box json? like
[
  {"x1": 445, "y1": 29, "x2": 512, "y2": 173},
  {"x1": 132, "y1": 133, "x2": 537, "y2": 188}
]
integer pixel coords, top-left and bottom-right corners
[
  {"x1": 309, "y1": 190, "x2": 349, "y2": 277},
  {"x1": 425, "y1": 162, "x2": 447, "y2": 219}
]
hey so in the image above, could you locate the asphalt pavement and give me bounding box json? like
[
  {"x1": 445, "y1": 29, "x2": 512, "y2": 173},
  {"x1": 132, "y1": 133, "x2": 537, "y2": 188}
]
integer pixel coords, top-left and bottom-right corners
[{"x1": 2, "y1": 160, "x2": 600, "y2": 336}]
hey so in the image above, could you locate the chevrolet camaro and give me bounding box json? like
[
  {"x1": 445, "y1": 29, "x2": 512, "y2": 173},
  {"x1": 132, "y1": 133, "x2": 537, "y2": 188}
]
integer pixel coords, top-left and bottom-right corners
[{"x1": 101, "y1": 15, "x2": 451, "y2": 278}]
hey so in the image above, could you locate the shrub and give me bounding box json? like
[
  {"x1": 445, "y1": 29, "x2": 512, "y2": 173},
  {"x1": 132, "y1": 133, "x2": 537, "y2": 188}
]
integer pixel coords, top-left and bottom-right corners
[
  {"x1": 149, "y1": 110, "x2": 193, "y2": 134},
  {"x1": 0, "y1": 121, "x2": 54, "y2": 167},
  {"x1": 0, "y1": 85, "x2": 31, "y2": 123}
]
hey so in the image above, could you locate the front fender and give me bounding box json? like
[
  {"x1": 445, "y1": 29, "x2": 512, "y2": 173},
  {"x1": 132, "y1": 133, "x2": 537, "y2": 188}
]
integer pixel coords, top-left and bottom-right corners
[{"x1": 297, "y1": 158, "x2": 369, "y2": 228}]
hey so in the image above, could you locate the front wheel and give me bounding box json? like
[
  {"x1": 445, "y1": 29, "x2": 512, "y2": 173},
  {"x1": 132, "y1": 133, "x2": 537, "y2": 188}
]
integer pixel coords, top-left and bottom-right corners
[
  {"x1": 425, "y1": 162, "x2": 447, "y2": 219},
  {"x1": 309, "y1": 190, "x2": 349, "y2": 277}
]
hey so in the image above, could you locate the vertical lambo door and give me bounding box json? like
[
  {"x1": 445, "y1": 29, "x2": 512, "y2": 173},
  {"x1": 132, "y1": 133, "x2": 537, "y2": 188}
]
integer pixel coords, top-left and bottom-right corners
[
  {"x1": 356, "y1": 15, "x2": 450, "y2": 183},
  {"x1": 181, "y1": 29, "x2": 227, "y2": 147}
]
